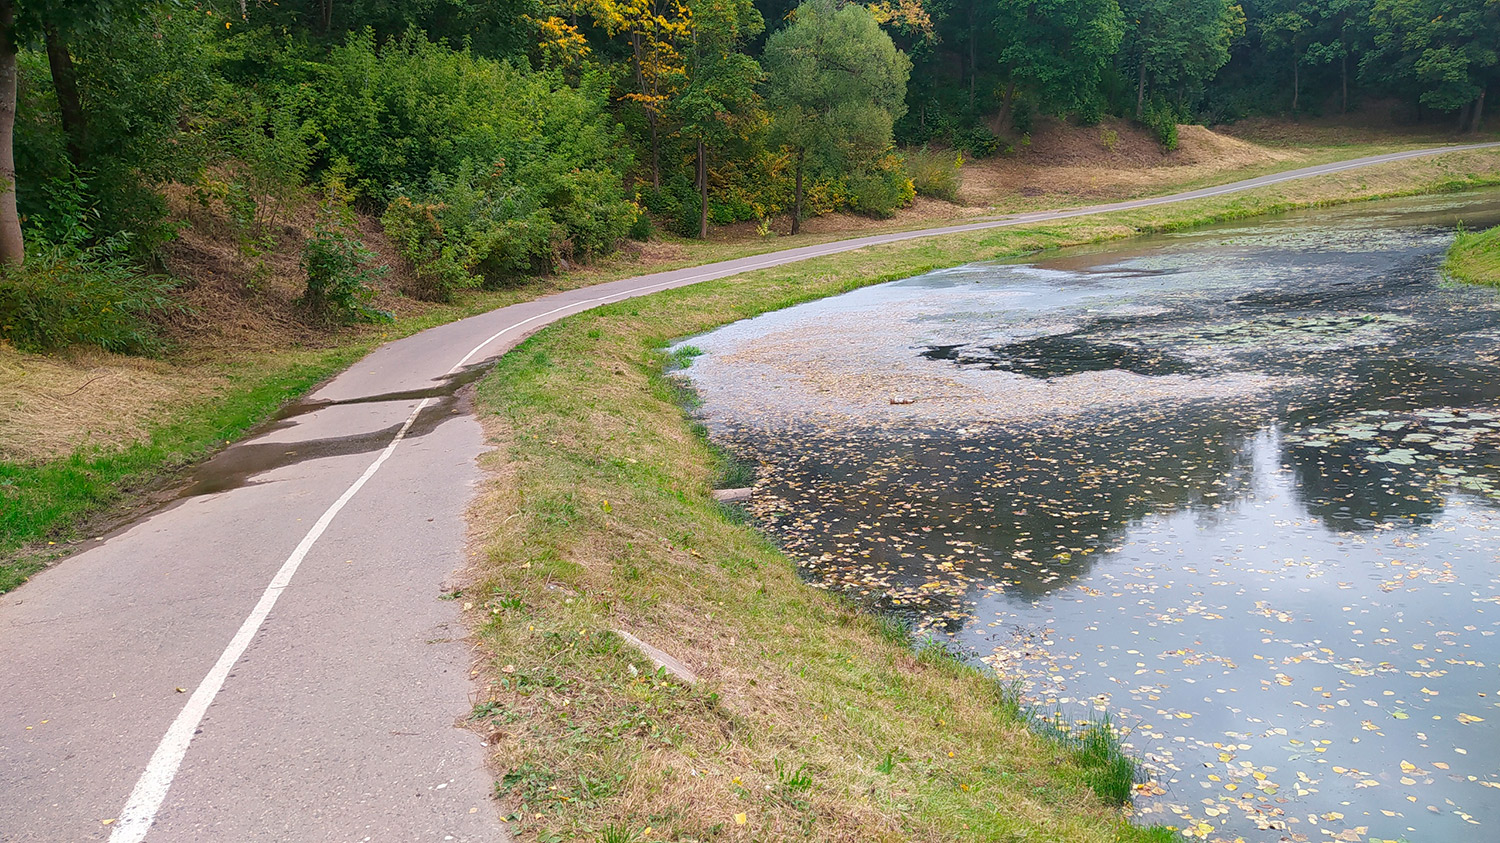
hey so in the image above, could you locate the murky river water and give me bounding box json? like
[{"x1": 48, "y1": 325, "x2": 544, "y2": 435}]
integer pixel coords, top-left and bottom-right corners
[{"x1": 676, "y1": 192, "x2": 1500, "y2": 843}]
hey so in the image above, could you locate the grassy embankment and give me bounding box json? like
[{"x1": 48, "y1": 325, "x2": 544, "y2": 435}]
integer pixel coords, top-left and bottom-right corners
[
  {"x1": 1445, "y1": 223, "x2": 1500, "y2": 285},
  {"x1": 465, "y1": 149, "x2": 1500, "y2": 841},
  {"x1": 2, "y1": 139, "x2": 1495, "y2": 595}
]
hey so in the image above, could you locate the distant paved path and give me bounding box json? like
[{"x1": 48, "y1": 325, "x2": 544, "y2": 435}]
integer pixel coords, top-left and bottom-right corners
[{"x1": 1, "y1": 142, "x2": 1495, "y2": 843}]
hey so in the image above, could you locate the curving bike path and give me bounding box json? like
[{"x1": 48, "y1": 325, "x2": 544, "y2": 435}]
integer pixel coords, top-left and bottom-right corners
[{"x1": 1, "y1": 142, "x2": 1496, "y2": 842}]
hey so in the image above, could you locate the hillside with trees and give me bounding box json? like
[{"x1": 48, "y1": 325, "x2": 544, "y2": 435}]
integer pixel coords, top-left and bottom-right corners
[{"x1": 0, "y1": 0, "x2": 1494, "y2": 352}]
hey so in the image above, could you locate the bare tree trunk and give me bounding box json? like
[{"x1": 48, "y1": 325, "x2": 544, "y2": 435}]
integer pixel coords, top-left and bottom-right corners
[
  {"x1": 791, "y1": 148, "x2": 804, "y2": 236},
  {"x1": 1291, "y1": 54, "x2": 1300, "y2": 112},
  {"x1": 44, "y1": 23, "x2": 86, "y2": 169},
  {"x1": 967, "y1": 1, "x2": 976, "y2": 108},
  {"x1": 697, "y1": 139, "x2": 708, "y2": 239},
  {"x1": 0, "y1": 0, "x2": 23, "y2": 267},
  {"x1": 1470, "y1": 88, "x2": 1486, "y2": 133},
  {"x1": 1136, "y1": 58, "x2": 1147, "y2": 119},
  {"x1": 321, "y1": 0, "x2": 333, "y2": 33},
  {"x1": 1458, "y1": 100, "x2": 1472, "y2": 133},
  {"x1": 996, "y1": 81, "x2": 1017, "y2": 132}
]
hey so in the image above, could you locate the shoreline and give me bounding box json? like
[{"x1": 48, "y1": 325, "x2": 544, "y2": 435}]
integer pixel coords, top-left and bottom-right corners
[{"x1": 465, "y1": 154, "x2": 1500, "y2": 841}]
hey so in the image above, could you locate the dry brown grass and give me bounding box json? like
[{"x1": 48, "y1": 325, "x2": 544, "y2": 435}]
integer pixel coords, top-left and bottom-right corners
[
  {"x1": 0, "y1": 345, "x2": 223, "y2": 462},
  {"x1": 956, "y1": 116, "x2": 1370, "y2": 211}
]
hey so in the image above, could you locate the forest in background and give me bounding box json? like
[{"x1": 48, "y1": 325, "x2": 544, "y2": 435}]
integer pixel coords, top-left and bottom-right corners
[{"x1": 0, "y1": 0, "x2": 1496, "y2": 353}]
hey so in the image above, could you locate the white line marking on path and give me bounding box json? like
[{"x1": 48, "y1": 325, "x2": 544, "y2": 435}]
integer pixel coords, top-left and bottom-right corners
[
  {"x1": 107, "y1": 397, "x2": 433, "y2": 843},
  {"x1": 107, "y1": 140, "x2": 1500, "y2": 840}
]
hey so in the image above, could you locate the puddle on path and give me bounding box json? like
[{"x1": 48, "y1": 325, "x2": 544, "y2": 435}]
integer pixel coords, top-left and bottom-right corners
[
  {"x1": 182, "y1": 362, "x2": 491, "y2": 497},
  {"x1": 677, "y1": 191, "x2": 1500, "y2": 843}
]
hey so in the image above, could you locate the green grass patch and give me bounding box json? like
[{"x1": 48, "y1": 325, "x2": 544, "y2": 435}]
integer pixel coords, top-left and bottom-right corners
[{"x1": 1445, "y1": 222, "x2": 1500, "y2": 286}]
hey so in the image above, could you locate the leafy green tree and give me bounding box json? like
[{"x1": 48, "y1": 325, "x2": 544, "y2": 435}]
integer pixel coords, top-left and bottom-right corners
[
  {"x1": 674, "y1": 0, "x2": 763, "y2": 238},
  {"x1": 1297, "y1": 0, "x2": 1367, "y2": 113},
  {"x1": 1367, "y1": 0, "x2": 1498, "y2": 130},
  {"x1": 0, "y1": 0, "x2": 157, "y2": 266},
  {"x1": 1255, "y1": 0, "x2": 1316, "y2": 110},
  {"x1": 992, "y1": 0, "x2": 1124, "y2": 126},
  {"x1": 1120, "y1": 0, "x2": 1243, "y2": 117},
  {"x1": 762, "y1": 0, "x2": 909, "y2": 234}
]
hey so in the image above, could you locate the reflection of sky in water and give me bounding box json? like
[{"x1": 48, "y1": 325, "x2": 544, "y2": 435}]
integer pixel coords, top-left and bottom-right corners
[{"x1": 677, "y1": 191, "x2": 1500, "y2": 842}]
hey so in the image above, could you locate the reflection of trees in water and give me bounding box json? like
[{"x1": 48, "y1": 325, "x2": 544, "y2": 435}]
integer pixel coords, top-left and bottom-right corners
[
  {"x1": 733, "y1": 403, "x2": 1267, "y2": 609},
  {"x1": 1284, "y1": 442, "x2": 1447, "y2": 529},
  {"x1": 724, "y1": 270, "x2": 1500, "y2": 618},
  {"x1": 1282, "y1": 356, "x2": 1500, "y2": 530}
]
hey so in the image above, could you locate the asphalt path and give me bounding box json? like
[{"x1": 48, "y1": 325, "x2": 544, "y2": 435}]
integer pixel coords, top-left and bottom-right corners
[{"x1": 1, "y1": 142, "x2": 1496, "y2": 842}]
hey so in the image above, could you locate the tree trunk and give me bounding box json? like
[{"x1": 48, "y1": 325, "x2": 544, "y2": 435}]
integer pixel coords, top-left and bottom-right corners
[
  {"x1": 0, "y1": 0, "x2": 23, "y2": 267},
  {"x1": 1470, "y1": 87, "x2": 1486, "y2": 133},
  {"x1": 1458, "y1": 100, "x2": 1472, "y2": 133},
  {"x1": 791, "y1": 148, "x2": 804, "y2": 236},
  {"x1": 996, "y1": 81, "x2": 1017, "y2": 132},
  {"x1": 44, "y1": 23, "x2": 86, "y2": 169},
  {"x1": 321, "y1": 0, "x2": 333, "y2": 34},
  {"x1": 1136, "y1": 58, "x2": 1147, "y2": 119},
  {"x1": 1291, "y1": 54, "x2": 1300, "y2": 112},
  {"x1": 697, "y1": 138, "x2": 708, "y2": 239},
  {"x1": 631, "y1": 33, "x2": 661, "y2": 189},
  {"x1": 967, "y1": 1, "x2": 976, "y2": 108}
]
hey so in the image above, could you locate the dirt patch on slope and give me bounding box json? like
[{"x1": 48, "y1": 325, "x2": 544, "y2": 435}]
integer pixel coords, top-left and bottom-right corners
[{"x1": 958, "y1": 116, "x2": 1294, "y2": 208}]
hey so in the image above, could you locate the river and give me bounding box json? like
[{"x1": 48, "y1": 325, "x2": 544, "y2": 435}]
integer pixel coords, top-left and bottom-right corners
[{"x1": 675, "y1": 191, "x2": 1500, "y2": 843}]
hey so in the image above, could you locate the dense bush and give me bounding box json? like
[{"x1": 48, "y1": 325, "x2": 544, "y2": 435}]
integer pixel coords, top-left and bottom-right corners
[
  {"x1": 310, "y1": 31, "x2": 634, "y2": 293},
  {"x1": 846, "y1": 155, "x2": 917, "y2": 218},
  {"x1": 0, "y1": 236, "x2": 180, "y2": 354},
  {"x1": 906, "y1": 148, "x2": 963, "y2": 203},
  {"x1": 1141, "y1": 101, "x2": 1180, "y2": 152},
  {"x1": 300, "y1": 184, "x2": 391, "y2": 323}
]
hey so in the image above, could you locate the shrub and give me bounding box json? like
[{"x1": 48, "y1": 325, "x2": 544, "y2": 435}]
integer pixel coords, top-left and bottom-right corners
[
  {"x1": 322, "y1": 31, "x2": 634, "y2": 287},
  {"x1": 0, "y1": 235, "x2": 180, "y2": 354},
  {"x1": 846, "y1": 169, "x2": 913, "y2": 218},
  {"x1": 1141, "y1": 101, "x2": 1180, "y2": 152},
  {"x1": 300, "y1": 183, "x2": 391, "y2": 323},
  {"x1": 905, "y1": 147, "x2": 962, "y2": 203},
  {"x1": 952, "y1": 124, "x2": 1003, "y2": 158},
  {"x1": 381, "y1": 195, "x2": 478, "y2": 301},
  {"x1": 301, "y1": 227, "x2": 390, "y2": 323},
  {"x1": 844, "y1": 154, "x2": 916, "y2": 219}
]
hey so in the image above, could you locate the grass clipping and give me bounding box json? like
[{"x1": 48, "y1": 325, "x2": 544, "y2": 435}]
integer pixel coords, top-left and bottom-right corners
[{"x1": 465, "y1": 151, "x2": 1500, "y2": 843}]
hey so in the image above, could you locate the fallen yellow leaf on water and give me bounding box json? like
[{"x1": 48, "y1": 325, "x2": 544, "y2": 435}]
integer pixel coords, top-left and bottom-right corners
[{"x1": 734, "y1": 813, "x2": 747, "y2": 826}]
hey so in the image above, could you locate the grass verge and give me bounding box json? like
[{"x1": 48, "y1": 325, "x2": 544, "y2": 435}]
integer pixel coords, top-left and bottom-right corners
[
  {"x1": 465, "y1": 151, "x2": 1500, "y2": 841},
  {"x1": 1445, "y1": 222, "x2": 1500, "y2": 285}
]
